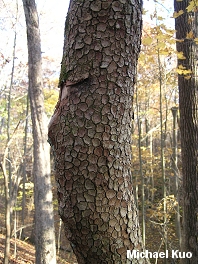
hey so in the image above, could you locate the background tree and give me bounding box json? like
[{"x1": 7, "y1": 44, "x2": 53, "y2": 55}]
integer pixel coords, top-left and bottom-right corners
[
  {"x1": 174, "y1": 0, "x2": 198, "y2": 263},
  {"x1": 48, "y1": 0, "x2": 148, "y2": 263},
  {"x1": 135, "y1": 14, "x2": 179, "y2": 244},
  {"x1": 22, "y1": 0, "x2": 56, "y2": 263},
  {"x1": 0, "y1": 2, "x2": 21, "y2": 262}
]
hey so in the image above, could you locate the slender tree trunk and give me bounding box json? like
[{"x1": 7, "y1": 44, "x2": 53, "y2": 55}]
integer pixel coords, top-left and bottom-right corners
[
  {"x1": 174, "y1": 1, "x2": 198, "y2": 263},
  {"x1": 7, "y1": 1, "x2": 19, "y2": 201},
  {"x1": 57, "y1": 218, "x2": 62, "y2": 256},
  {"x1": 2, "y1": 154, "x2": 10, "y2": 264},
  {"x1": 156, "y1": 37, "x2": 167, "y2": 262},
  {"x1": 7, "y1": 31, "x2": 17, "y2": 199},
  {"x1": 136, "y1": 96, "x2": 145, "y2": 247},
  {"x1": 1, "y1": 123, "x2": 20, "y2": 264},
  {"x1": 171, "y1": 107, "x2": 181, "y2": 248},
  {"x1": 21, "y1": 96, "x2": 29, "y2": 239},
  {"x1": 138, "y1": 119, "x2": 145, "y2": 247},
  {"x1": 3, "y1": 15, "x2": 18, "y2": 261},
  {"x1": 48, "y1": 0, "x2": 148, "y2": 263},
  {"x1": 22, "y1": 0, "x2": 56, "y2": 263},
  {"x1": 150, "y1": 132, "x2": 154, "y2": 203}
]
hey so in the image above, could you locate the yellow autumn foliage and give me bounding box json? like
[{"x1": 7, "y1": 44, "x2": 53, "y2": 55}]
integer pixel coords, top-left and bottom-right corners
[
  {"x1": 176, "y1": 64, "x2": 192, "y2": 75},
  {"x1": 176, "y1": 51, "x2": 186, "y2": 60},
  {"x1": 186, "y1": 30, "x2": 194, "y2": 39},
  {"x1": 186, "y1": 0, "x2": 198, "y2": 12},
  {"x1": 173, "y1": 10, "x2": 184, "y2": 18}
]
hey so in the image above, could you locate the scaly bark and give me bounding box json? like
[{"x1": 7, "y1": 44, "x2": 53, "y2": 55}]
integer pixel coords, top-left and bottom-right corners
[{"x1": 49, "y1": 0, "x2": 147, "y2": 263}]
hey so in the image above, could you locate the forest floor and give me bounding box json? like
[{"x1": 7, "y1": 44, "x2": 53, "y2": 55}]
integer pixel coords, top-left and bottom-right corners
[
  {"x1": 0, "y1": 191, "x2": 77, "y2": 264},
  {"x1": 0, "y1": 181, "x2": 179, "y2": 264},
  {"x1": 0, "y1": 222, "x2": 179, "y2": 264},
  {"x1": 0, "y1": 233, "x2": 77, "y2": 264}
]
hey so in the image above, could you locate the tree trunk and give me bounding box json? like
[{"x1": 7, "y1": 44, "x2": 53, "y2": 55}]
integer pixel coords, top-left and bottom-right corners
[
  {"x1": 1, "y1": 122, "x2": 20, "y2": 264},
  {"x1": 2, "y1": 27, "x2": 17, "y2": 264},
  {"x1": 171, "y1": 107, "x2": 181, "y2": 249},
  {"x1": 22, "y1": 0, "x2": 56, "y2": 263},
  {"x1": 2, "y1": 152, "x2": 11, "y2": 264},
  {"x1": 174, "y1": 0, "x2": 198, "y2": 263},
  {"x1": 48, "y1": 0, "x2": 147, "y2": 263},
  {"x1": 157, "y1": 37, "x2": 167, "y2": 258},
  {"x1": 21, "y1": 96, "x2": 29, "y2": 239}
]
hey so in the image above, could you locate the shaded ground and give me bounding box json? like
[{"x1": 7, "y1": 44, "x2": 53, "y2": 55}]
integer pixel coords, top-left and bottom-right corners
[
  {"x1": 0, "y1": 178, "x2": 179, "y2": 264},
  {"x1": 0, "y1": 234, "x2": 77, "y2": 264}
]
